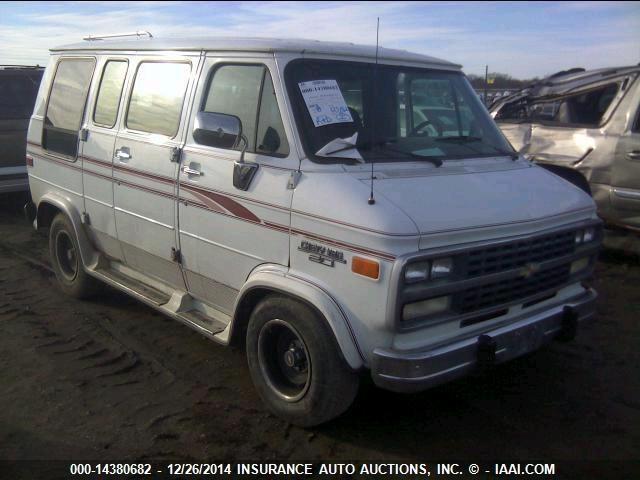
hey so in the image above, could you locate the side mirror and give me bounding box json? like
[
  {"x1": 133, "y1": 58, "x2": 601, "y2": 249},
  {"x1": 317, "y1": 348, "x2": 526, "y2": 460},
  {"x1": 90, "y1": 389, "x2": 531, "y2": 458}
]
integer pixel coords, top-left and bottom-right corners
[{"x1": 193, "y1": 111, "x2": 242, "y2": 149}]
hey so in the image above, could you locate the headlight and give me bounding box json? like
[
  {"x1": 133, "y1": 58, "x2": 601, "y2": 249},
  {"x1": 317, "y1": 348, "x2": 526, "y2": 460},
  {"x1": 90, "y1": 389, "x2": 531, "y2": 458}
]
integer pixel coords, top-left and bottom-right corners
[
  {"x1": 431, "y1": 257, "x2": 453, "y2": 279},
  {"x1": 405, "y1": 261, "x2": 430, "y2": 283},
  {"x1": 583, "y1": 227, "x2": 596, "y2": 243},
  {"x1": 404, "y1": 257, "x2": 454, "y2": 283},
  {"x1": 570, "y1": 257, "x2": 590, "y2": 274},
  {"x1": 403, "y1": 296, "x2": 451, "y2": 321},
  {"x1": 575, "y1": 227, "x2": 597, "y2": 244}
]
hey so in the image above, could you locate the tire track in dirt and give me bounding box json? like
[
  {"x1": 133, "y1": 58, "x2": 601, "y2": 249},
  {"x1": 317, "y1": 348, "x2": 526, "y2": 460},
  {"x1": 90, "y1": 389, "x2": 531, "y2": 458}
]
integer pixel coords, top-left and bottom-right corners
[{"x1": 0, "y1": 215, "x2": 313, "y2": 461}]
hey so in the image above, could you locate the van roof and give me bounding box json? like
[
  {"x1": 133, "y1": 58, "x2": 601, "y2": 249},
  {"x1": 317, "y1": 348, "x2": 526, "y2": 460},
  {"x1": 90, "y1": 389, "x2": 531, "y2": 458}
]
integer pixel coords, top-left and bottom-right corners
[{"x1": 51, "y1": 36, "x2": 462, "y2": 70}]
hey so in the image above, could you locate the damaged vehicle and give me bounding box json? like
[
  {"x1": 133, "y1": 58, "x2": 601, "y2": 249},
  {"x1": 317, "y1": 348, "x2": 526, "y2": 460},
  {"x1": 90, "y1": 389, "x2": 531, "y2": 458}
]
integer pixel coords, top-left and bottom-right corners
[{"x1": 490, "y1": 66, "x2": 640, "y2": 231}]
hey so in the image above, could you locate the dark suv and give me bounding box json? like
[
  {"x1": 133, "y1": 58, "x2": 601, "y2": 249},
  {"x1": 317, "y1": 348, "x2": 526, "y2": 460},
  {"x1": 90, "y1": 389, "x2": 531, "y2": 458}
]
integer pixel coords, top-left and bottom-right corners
[{"x1": 1, "y1": 65, "x2": 43, "y2": 193}]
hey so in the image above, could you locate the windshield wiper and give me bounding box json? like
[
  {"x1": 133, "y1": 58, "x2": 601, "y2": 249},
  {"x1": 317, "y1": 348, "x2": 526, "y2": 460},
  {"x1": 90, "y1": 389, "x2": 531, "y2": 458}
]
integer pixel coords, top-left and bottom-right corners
[
  {"x1": 407, "y1": 151, "x2": 443, "y2": 167},
  {"x1": 380, "y1": 144, "x2": 443, "y2": 167},
  {"x1": 435, "y1": 135, "x2": 483, "y2": 143},
  {"x1": 435, "y1": 136, "x2": 518, "y2": 160}
]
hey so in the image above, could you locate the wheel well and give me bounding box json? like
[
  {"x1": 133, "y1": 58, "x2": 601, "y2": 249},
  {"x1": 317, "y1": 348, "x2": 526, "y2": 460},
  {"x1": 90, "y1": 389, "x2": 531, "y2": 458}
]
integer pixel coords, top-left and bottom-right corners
[
  {"x1": 538, "y1": 164, "x2": 592, "y2": 195},
  {"x1": 230, "y1": 288, "x2": 274, "y2": 348},
  {"x1": 230, "y1": 286, "x2": 359, "y2": 370},
  {"x1": 36, "y1": 202, "x2": 62, "y2": 230},
  {"x1": 230, "y1": 287, "x2": 334, "y2": 350}
]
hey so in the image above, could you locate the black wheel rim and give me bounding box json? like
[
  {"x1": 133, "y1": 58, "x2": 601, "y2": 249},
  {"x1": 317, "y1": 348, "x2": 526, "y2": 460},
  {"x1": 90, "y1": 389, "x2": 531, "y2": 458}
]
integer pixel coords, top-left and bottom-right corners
[
  {"x1": 55, "y1": 230, "x2": 78, "y2": 281},
  {"x1": 257, "y1": 319, "x2": 311, "y2": 402}
]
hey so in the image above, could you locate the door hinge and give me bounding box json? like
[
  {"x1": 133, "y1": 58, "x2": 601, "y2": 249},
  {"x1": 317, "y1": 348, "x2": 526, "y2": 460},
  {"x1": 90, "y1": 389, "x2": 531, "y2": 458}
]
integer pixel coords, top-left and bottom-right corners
[
  {"x1": 170, "y1": 147, "x2": 182, "y2": 163},
  {"x1": 287, "y1": 170, "x2": 302, "y2": 190},
  {"x1": 80, "y1": 128, "x2": 89, "y2": 142},
  {"x1": 81, "y1": 212, "x2": 91, "y2": 225},
  {"x1": 171, "y1": 247, "x2": 181, "y2": 263}
]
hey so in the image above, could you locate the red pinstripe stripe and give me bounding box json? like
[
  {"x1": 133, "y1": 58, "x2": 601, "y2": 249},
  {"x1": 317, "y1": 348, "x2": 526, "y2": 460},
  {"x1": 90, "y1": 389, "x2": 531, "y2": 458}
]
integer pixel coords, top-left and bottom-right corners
[{"x1": 32, "y1": 153, "x2": 397, "y2": 261}]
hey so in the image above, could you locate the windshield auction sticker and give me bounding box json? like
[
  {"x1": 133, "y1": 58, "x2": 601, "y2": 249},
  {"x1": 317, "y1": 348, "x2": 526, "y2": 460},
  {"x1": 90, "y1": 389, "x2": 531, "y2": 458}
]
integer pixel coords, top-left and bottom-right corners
[{"x1": 298, "y1": 80, "x2": 354, "y2": 127}]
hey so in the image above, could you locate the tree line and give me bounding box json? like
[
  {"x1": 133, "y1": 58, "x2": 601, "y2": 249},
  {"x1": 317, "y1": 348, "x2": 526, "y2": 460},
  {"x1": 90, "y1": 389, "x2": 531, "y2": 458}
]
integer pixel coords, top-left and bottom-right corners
[{"x1": 466, "y1": 72, "x2": 540, "y2": 90}]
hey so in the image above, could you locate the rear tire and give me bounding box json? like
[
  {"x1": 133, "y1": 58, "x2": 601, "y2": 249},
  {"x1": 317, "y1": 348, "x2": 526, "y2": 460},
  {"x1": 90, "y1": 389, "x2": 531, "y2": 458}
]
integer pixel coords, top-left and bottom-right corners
[
  {"x1": 246, "y1": 295, "x2": 359, "y2": 427},
  {"x1": 49, "y1": 213, "x2": 98, "y2": 299}
]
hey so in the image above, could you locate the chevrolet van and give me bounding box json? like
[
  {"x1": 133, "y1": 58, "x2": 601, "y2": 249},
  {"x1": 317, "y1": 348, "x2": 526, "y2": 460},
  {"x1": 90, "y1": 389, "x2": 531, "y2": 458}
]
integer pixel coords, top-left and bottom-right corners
[{"x1": 26, "y1": 34, "x2": 601, "y2": 426}]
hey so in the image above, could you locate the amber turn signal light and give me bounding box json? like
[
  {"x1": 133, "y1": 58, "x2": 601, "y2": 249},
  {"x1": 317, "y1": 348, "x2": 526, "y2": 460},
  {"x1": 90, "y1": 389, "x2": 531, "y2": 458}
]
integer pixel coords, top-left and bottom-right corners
[{"x1": 352, "y1": 256, "x2": 380, "y2": 280}]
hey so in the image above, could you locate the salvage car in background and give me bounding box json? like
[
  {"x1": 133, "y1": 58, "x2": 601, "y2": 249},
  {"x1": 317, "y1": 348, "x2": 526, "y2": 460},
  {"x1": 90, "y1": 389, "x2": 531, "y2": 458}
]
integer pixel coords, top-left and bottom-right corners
[
  {"x1": 0, "y1": 65, "x2": 44, "y2": 193},
  {"x1": 491, "y1": 66, "x2": 640, "y2": 231}
]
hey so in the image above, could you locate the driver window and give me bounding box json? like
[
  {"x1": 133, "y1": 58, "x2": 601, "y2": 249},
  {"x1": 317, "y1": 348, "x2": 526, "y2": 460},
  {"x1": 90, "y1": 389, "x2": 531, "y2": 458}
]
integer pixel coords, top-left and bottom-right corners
[{"x1": 202, "y1": 64, "x2": 289, "y2": 156}]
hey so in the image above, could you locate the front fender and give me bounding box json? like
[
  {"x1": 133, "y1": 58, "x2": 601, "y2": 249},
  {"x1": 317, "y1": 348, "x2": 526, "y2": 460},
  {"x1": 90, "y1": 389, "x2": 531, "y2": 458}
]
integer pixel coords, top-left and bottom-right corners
[
  {"x1": 234, "y1": 264, "x2": 366, "y2": 370},
  {"x1": 37, "y1": 193, "x2": 99, "y2": 269}
]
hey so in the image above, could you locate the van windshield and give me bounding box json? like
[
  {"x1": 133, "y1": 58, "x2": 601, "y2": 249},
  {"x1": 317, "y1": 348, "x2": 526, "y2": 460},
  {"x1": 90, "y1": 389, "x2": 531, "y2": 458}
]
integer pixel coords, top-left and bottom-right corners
[{"x1": 285, "y1": 59, "x2": 515, "y2": 163}]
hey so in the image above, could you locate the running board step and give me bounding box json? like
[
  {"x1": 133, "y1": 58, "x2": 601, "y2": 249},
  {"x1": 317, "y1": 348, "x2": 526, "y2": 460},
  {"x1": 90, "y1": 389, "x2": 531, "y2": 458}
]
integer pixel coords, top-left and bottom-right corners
[
  {"x1": 94, "y1": 268, "x2": 171, "y2": 306},
  {"x1": 177, "y1": 310, "x2": 227, "y2": 335}
]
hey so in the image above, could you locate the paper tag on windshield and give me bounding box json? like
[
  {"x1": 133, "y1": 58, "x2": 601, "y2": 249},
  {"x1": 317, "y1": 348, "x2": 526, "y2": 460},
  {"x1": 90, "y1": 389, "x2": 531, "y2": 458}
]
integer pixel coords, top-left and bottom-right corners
[{"x1": 298, "y1": 80, "x2": 354, "y2": 127}]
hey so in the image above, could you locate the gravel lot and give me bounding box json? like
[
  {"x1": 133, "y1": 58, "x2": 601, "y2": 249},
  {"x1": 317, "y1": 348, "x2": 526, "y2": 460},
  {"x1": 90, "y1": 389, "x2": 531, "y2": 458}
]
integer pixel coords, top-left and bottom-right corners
[{"x1": 0, "y1": 193, "x2": 638, "y2": 478}]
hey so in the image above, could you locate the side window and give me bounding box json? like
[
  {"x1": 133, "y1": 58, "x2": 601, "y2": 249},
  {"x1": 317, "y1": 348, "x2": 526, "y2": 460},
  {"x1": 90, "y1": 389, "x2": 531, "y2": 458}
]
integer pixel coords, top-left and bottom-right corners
[
  {"x1": 201, "y1": 65, "x2": 289, "y2": 156},
  {"x1": 126, "y1": 62, "x2": 191, "y2": 137},
  {"x1": 203, "y1": 65, "x2": 263, "y2": 151},
  {"x1": 93, "y1": 60, "x2": 128, "y2": 127},
  {"x1": 43, "y1": 58, "x2": 95, "y2": 157}
]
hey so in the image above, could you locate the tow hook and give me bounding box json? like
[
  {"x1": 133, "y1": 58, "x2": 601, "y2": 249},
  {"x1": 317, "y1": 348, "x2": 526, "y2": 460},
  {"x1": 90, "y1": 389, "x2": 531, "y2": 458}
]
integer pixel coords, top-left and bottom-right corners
[
  {"x1": 477, "y1": 334, "x2": 497, "y2": 368},
  {"x1": 558, "y1": 306, "x2": 578, "y2": 342}
]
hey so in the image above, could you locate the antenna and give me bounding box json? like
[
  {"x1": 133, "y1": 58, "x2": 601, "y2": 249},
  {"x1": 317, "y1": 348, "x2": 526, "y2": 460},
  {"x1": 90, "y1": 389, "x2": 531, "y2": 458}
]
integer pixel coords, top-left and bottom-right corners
[{"x1": 368, "y1": 18, "x2": 379, "y2": 206}]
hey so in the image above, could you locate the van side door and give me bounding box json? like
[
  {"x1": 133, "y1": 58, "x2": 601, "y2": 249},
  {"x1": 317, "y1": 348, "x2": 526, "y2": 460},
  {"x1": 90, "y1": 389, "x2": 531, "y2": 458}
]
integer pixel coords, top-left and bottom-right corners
[
  {"x1": 177, "y1": 57, "x2": 296, "y2": 314},
  {"x1": 113, "y1": 56, "x2": 198, "y2": 289},
  {"x1": 81, "y1": 58, "x2": 129, "y2": 261}
]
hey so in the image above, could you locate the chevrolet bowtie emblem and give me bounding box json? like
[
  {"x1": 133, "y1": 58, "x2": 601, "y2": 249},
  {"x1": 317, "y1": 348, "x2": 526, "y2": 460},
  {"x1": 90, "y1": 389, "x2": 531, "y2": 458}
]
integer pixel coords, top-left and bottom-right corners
[{"x1": 520, "y1": 262, "x2": 541, "y2": 279}]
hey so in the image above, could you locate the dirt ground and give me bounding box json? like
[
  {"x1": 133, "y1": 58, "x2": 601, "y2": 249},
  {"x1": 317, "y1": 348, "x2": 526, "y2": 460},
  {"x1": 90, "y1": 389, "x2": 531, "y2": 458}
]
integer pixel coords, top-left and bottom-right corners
[{"x1": 0, "y1": 193, "x2": 638, "y2": 478}]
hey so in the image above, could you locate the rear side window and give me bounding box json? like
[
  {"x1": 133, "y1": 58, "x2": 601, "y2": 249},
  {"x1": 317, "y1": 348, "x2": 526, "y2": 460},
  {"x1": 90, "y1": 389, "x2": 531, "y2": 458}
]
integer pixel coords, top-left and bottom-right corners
[
  {"x1": 0, "y1": 72, "x2": 42, "y2": 120},
  {"x1": 43, "y1": 58, "x2": 95, "y2": 157},
  {"x1": 126, "y1": 62, "x2": 191, "y2": 137},
  {"x1": 93, "y1": 60, "x2": 128, "y2": 127},
  {"x1": 202, "y1": 65, "x2": 289, "y2": 156}
]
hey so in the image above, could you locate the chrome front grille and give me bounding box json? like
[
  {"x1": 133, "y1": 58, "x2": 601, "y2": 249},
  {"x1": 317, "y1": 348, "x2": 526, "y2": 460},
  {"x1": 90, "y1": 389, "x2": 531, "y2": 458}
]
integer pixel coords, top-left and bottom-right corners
[{"x1": 464, "y1": 230, "x2": 575, "y2": 278}]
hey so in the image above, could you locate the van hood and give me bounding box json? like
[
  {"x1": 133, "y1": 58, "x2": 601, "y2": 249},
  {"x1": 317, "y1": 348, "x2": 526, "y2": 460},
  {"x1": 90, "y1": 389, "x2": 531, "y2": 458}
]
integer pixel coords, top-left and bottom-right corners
[{"x1": 365, "y1": 163, "x2": 594, "y2": 236}]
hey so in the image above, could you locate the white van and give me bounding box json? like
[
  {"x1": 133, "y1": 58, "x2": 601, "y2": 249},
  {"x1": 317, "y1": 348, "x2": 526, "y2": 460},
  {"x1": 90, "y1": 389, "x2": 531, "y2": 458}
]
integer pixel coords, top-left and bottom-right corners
[{"x1": 26, "y1": 35, "x2": 601, "y2": 426}]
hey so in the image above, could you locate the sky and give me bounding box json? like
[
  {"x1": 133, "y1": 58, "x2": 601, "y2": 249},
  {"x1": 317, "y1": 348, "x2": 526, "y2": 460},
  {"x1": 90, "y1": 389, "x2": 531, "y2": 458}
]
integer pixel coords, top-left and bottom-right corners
[{"x1": 1, "y1": 1, "x2": 638, "y2": 78}]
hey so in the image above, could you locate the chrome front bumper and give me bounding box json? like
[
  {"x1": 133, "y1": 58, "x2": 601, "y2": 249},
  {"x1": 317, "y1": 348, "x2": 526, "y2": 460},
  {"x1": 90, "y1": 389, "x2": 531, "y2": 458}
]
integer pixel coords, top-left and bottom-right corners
[{"x1": 371, "y1": 288, "x2": 597, "y2": 393}]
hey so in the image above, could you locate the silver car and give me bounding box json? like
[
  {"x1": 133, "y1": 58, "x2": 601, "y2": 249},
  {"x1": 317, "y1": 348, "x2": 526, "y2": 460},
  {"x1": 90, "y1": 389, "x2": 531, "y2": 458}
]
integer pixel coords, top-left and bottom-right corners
[{"x1": 491, "y1": 66, "x2": 640, "y2": 231}]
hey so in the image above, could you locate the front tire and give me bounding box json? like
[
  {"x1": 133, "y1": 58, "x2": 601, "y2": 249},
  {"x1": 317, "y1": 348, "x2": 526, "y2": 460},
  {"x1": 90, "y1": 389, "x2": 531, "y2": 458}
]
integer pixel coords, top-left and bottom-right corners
[
  {"x1": 246, "y1": 295, "x2": 359, "y2": 427},
  {"x1": 49, "y1": 213, "x2": 98, "y2": 299}
]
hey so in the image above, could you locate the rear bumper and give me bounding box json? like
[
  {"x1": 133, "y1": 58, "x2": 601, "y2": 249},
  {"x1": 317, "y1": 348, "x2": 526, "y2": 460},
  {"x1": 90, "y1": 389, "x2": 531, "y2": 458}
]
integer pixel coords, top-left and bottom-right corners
[
  {"x1": 0, "y1": 171, "x2": 28, "y2": 193},
  {"x1": 371, "y1": 288, "x2": 597, "y2": 393}
]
